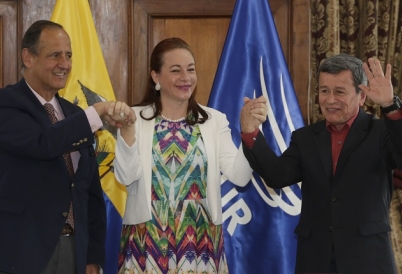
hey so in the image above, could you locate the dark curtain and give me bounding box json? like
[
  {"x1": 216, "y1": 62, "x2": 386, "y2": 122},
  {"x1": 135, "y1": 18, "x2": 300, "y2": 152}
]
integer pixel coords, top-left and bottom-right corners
[{"x1": 311, "y1": 0, "x2": 402, "y2": 121}]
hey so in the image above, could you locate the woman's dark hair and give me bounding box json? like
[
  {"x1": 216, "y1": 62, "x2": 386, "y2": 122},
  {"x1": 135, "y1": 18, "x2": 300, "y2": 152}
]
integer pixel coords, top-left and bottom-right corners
[
  {"x1": 318, "y1": 53, "x2": 368, "y2": 94},
  {"x1": 21, "y1": 20, "x2": 65, "y2": 69},
  {"x1": 137, "y1": 37, "x2": 208, "y2": 125}
]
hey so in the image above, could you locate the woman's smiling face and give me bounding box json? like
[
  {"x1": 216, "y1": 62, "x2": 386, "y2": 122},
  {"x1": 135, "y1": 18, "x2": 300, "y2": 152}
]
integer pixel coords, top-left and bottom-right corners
[{"x1": 152, "y1": 48, "x2": 197, "y2": 104}]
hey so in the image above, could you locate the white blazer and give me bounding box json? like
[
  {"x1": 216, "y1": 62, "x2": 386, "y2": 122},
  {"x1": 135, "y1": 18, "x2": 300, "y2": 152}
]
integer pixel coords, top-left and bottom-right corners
[{"x1": 114, "y1": 104, "x2": 252, "y2": 225}]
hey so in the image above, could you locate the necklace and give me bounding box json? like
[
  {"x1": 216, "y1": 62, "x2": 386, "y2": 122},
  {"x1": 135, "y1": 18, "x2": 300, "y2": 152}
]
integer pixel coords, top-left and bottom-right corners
[{"x1": 160, "y1": 114, "x2": 186, "y2": 122}]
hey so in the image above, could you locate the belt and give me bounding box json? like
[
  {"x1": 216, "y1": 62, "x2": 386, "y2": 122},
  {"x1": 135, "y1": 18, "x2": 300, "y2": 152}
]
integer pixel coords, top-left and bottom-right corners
[{"x1": 61, "y1": 223, "x2": 74, "y2": 236}]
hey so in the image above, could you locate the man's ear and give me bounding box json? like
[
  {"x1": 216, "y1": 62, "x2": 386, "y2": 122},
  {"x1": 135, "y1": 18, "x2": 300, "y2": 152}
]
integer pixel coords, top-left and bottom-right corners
[
  {"x1": 21, "y1": 48, "x2": 34, "y2": 69},
  {"x1": 359, "y1": 91, "x2": 367, "y2": 106}
]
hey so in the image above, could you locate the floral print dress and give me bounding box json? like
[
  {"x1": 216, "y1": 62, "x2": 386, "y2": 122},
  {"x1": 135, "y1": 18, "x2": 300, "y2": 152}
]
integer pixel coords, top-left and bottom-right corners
[{"x1": 118, "y1": 117, "x2": 229, "y2": 274}]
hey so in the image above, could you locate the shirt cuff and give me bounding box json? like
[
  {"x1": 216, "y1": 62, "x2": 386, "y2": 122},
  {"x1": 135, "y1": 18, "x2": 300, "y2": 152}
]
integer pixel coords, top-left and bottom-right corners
[
  {"x1": 116, "y1": 128, "x2": 138, "y2": 156},
  {"x1": 384, "y1": 109, "x2": 402, "y2": 120},
  {"x1": 85, "y1": 106, "x2": 103, "y2": 132},
  {"x1": 241, "y1": 128, "x2": 259, "y2": 149}
]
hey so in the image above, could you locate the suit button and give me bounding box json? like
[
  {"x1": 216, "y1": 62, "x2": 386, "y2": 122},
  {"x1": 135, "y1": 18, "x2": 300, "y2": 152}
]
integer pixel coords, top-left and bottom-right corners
[
  {"x1": 71, "y1": 183, "x2": 75, "y2": 187},
  {"x1": 328, "y1": 226, "x2": 333, "y2": 232},
  {"x1": 332, "y1": 197, "x2": 337, "y2": 202},
  {"x1": 62, "y1": 212, "x2": 68, "y2": 218}
]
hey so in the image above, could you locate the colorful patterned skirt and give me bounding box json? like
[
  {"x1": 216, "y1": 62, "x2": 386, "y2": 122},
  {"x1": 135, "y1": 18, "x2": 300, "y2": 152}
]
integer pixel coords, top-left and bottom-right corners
[{"x1": 118, "y1": 198, "x2": 228, "y2": 274}]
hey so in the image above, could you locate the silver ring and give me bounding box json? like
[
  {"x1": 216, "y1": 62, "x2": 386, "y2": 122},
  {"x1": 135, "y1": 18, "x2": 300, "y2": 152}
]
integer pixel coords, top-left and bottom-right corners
[{"x1": 120, "y1": 112, "x2": 125, "y2": 118}]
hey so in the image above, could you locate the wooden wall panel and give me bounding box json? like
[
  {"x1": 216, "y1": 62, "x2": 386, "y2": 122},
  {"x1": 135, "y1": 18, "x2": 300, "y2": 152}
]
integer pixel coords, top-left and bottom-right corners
[
  {"x1": 270, "y1": 0, "x2": 290, "y2": 63},
  {"x1": 0, "y1": 1, "x2": 18, "y2": 87},
  {"x1": 267, "y1": 0, "x2": 311, "y2": 123},
  {"x1": 291, "y1": 0, "x2": 311, "y2": 124},
  {"x1": 90, "y1": 0, "x2": 128, "y2": 102}
]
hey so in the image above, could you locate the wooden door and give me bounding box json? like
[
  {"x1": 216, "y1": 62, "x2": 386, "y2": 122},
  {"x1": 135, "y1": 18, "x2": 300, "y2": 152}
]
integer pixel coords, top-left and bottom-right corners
[
  {"x1": 129, "y1": 0, "x2": 234, "y2": 105},
  {"x1": 128, "y1": 0, "x2": 310, "y2": 123}
]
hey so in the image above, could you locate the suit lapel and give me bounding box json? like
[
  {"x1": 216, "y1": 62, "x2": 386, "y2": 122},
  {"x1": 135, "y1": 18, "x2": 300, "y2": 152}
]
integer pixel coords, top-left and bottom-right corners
[
  {"x1": 314, "y1": 122, "x2": 333, "y2": 180},
  {"x1": 18, "y1": 79, "x2": 40, "y2": 104},
  {"x1": 335, "y1": 109, "x2": 371, "y2": 177},
  {"x1": 18, "y1": 79, "x2": 54, "y2": 124},
  {"x1": 18, "y1": 79, "x2": 74, "y2": 125},
  {"x1": 56, "y1": 94, "x2": 74, "y2": 118}
]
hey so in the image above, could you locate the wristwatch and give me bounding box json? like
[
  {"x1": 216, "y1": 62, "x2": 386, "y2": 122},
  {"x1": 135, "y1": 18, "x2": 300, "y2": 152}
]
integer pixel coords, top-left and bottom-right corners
[{"x1": 380, "y1": 95, "x2": 402, "y2": 114}]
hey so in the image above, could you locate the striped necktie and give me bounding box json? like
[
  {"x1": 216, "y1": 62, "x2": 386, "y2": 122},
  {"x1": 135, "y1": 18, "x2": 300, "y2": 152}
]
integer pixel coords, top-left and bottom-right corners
[{"x1": 43, "y1": 103, "x2": 74, "y2": 230}]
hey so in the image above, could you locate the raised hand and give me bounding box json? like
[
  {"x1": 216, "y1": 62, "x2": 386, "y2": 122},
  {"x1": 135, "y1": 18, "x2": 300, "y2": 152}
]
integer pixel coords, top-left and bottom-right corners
[
  {"x1": 240, "y1": 95, "x2": 268, "y2": 133},
  {"x1": 359, "y1": 58, "x2": 394, "y2": 107}
]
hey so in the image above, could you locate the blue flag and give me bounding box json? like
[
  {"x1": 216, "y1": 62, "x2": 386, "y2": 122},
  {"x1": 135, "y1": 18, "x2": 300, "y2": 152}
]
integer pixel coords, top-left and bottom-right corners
[{"x1": 208, "y1": 0, "x2": 304, "y2": 273}]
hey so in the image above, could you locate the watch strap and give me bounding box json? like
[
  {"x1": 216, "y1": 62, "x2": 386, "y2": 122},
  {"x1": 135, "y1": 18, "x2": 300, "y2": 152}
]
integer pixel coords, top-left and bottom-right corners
[{"x1": 381, "y1": 96, "x2": 402, "y2": 114}]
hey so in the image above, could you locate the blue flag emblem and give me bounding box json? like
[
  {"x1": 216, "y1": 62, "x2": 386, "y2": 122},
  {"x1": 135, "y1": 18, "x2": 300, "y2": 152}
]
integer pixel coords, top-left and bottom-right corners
[{"x1": 208, "y1": 0, "x2": 304, "y2": 273}]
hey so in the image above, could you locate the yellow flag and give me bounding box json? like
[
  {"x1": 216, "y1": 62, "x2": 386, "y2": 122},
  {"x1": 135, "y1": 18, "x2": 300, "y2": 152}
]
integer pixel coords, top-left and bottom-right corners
[{"x1": 50, "y1": 0, "x2": 126, "y2": 217}]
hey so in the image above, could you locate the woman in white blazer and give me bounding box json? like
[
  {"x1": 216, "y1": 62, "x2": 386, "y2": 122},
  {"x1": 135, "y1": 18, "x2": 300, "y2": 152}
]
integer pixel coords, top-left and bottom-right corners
[{"x1": 113, "y1": 38, "x2": 267, "y2": 274}]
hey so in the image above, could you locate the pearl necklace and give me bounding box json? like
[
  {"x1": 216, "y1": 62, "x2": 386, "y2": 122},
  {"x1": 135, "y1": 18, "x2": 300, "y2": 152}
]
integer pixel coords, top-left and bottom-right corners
[{"x1": 160, "y1": 114, "x2": 186, "y2": 122}]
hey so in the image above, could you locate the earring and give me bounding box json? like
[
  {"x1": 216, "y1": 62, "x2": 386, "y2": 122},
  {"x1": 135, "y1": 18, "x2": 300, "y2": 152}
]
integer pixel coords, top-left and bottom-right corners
[{"x1": 155, "y1": 83, "x2": 161, "y2": 91}]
